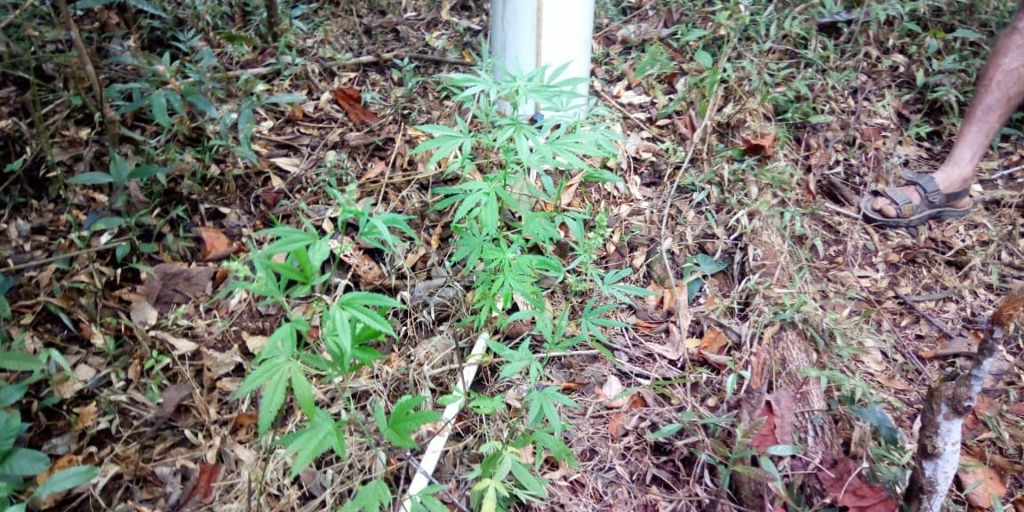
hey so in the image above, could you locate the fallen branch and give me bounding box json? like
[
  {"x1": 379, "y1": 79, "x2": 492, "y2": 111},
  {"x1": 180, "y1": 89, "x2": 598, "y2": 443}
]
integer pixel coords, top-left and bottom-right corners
[{"x1": 903, "y1": 285, "x2": 1023, "y2": 511}]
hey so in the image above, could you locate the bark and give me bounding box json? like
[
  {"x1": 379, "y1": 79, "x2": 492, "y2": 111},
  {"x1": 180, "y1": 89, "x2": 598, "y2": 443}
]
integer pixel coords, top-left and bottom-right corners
[
  {"x1": 903, "y1": 286, "x2": 1023, "y2": 511},
  {"x1": 734, "y1": 223, "x2": 839, "y2": 509}
]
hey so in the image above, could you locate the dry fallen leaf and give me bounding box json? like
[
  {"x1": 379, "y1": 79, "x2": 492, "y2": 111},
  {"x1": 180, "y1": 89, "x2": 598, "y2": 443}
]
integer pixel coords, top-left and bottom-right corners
[
  {"x1": 818, "y1": 456, "x2": 898, "y2": 512},
  {"x1": 958, "y1": 454, "x2": 1007, "y2": 508},
  {"x1": 139, "y1": 263, "x2": 217, "y2": 313},
  {"x1": 741, "y1": 132, "x2": 776, "y2": 158},
  {"x1": 184, "y1": 461, "x2": 223, "y2": 505},
  {"x1": 339, "y1": 242, "x2": 386, "y2": 287},
  {"x1": 73, "y1": 401, "x2": 98, "y2": 430},
  {"x1": 151, "y1": 330, "x2": 199, "y2": 355},
  {"x1": 599, "y1": 375, "x2": 628, "y2": 408},
  {"x1": 332, "y1": 86, "x2": 379, "y2": 124},
  {"x1": 194, "y1": 226, "x2": 236, "y2": 262},
  {"x1": 130, "y1": 298, "x2": 158, "y2": 329},
  {"x1": 699, "y1": 328, "x2": 729, "y2": 354}
]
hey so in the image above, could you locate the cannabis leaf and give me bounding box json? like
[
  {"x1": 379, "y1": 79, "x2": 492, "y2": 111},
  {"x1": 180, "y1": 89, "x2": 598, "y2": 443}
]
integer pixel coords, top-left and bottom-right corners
[{"x1": 373, "y1": 395, "x2": 441, "y2": 449}]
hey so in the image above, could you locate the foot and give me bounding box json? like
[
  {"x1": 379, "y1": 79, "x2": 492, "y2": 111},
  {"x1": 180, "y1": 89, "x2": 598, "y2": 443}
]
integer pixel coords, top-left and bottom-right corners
[
  {"x1": 868, "y1": 175, "x2": 971, "y2": 218},
  {"x1": 860, "y1": 173, "x2": 973, "y2": 227}
]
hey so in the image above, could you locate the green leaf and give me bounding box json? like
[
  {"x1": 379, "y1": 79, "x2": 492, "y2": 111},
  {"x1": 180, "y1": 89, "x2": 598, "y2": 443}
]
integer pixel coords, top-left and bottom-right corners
[
  {"x1": 127, "y1": 164, "x2": 167, "y2": 182},
  {"x1": 693, "y1": 254, "x2": 727, "y2": 275},
  {"x1": 126, "y1": 0, "x2": 168, "y2": 17},
  {"x1": 265, "y1": 93, "x2": 307, "y2": 104},
  {"x1": 694, "y1": 49, "x2": 713, "y2": 69},
  {"x1": 375, "y1": 395, "x2": 441, "y2": 449},
  {"x1": 0, "y1": 409, "x2": 25, "y2": 454},
  {"x1": 185, "y1": 91, "x2": 218, "y2": 118},
  {"x1": 0, "y1": 448, "x2": 50, "y2": 476},
  {"x1": 88, "y1": 216, "x2": 124, "y2": 232},
  {"x1": 281, "y1": 408, "x2": 344, "y2": 479},
  {"x1": 763, "y1": 444, "x2": 803, "y2": 457},
  {"x1": 32, "y1": 465, "x2": 99, "y2": 498},
  {"x1": 66, "y1": 172, "x2": 114, "y2": 185},
  {"x1": 948, "y1": 28, "x2": 984, "y2": 39},
  {"x1": 408, "y1": 484, "x2": 449, "y2": 512},
  {"x1": 74, "y1": 0, "x2": 117, "y2": 8},
  {"x1": 151, "y1": 90, "x2": 171, "y2": 128},
  {"x1": 339, "y1": 480, "x2": 391, "y2": 512},
  {"x1": 849, "y1": 404, "x2": 901, "y2": 446},
  {"x1": 646, "y1": 423, "x2": 683, "y2": 439},
  {"x1": 0, "y1": 352, "x2": 44, "y2": 372},
  {"x1": 0, "y1": 382, "x2": 28, "y2": 408}
]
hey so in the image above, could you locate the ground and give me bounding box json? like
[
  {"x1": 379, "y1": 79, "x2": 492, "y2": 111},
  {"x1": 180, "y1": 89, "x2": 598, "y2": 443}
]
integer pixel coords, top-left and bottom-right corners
[{"x1": 1, "y1": 0, "x2": 1024, "y2": 511}]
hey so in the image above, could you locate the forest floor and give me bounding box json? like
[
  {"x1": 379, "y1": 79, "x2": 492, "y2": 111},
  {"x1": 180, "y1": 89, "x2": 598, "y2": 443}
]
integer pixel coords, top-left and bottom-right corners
[{"x1": 2, "y1": 0, "x2": 1024, "y2": 511}]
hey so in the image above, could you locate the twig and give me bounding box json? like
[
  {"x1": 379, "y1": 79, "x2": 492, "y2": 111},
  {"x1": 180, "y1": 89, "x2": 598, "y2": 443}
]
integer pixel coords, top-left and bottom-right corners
[
  {"x1": 593, "y1": 86, "x2": 670, "y2": 144},
  {"x1": 988, "y1": 162, "x2": 1024, "y2": 180},
  {"x1": 400, "y1": 332, "x2": 490, "y2": 512},
  {"x1": 0, "y1": 0, "x2": 38, "y2": 32},
  {"x1": 339, "y1": 51, "x2": 472, "y2": 67},
  {"x1": 822, "y1": 202, "x2": 860, "y2": 219},
  {"x1": 895, "y1": 291, "x2": 958, "y2": 339},
  {"x1": 54, "y1": 0, "x2": 120, "y2": 150},
  {"x1": 658, "y1": 35, "x2": 736, "y2": 336},
  {"x1": 1, "y1": 237, "x2": 132, "y2": 273}
]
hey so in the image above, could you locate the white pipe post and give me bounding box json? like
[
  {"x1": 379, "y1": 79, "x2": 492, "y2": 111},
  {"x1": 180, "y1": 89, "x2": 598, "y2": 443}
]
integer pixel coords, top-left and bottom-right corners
[{"x1": 490, "y1": 0, "x2": 597, "y2": 118}]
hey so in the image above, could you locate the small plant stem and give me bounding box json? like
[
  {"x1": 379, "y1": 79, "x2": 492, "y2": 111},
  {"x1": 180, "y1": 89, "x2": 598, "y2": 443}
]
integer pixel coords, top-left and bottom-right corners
[
  {"x1": 0, "y1": 0, "x2": 38, "y2": 32},
  {"x1": 1, "y1": 237, "x2": 132, "y2": 273},
  {"x1": 53, "y1": 0, "x2": 120, "y2": 150},
  {"x1": 657, "y1": 36, "x2": 735, "y2": 348},
  {"x1": 263, "y1": 0, "x2": 279, "y2": 42}
]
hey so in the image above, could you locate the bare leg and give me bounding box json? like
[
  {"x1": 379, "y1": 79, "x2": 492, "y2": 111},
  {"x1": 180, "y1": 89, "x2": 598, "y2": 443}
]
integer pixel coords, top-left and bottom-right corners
[{"x1": 870, "y1": 6, "x2": 1024, "y2": 218}]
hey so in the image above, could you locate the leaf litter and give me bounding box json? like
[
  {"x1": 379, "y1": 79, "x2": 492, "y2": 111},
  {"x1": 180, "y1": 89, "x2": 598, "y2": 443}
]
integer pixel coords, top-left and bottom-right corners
[{"x1": 1, "y1": 1, "x2": 1024, "y2": 511}]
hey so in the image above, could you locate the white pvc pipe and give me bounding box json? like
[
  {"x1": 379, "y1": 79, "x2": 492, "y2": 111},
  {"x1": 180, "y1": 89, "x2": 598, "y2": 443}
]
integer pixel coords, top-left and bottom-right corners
[{"x1": 489, "y1": 0, "x2": 596, "y2": 117}]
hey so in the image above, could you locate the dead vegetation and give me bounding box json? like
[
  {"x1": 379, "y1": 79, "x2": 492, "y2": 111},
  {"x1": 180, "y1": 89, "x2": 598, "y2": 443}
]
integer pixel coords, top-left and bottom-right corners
[{"x1": 1, "y1": 0, "x2": 1024, "y2": 511}]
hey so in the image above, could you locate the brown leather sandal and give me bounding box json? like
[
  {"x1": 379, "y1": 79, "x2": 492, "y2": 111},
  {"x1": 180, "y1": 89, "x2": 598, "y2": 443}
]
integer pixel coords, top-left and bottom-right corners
[{"x1": 859, "y1": 174, "x2": 972, "y2": 228}]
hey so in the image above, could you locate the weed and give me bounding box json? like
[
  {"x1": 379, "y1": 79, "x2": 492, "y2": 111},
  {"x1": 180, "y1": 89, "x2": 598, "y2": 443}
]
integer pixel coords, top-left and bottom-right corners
[
  {"x1": 409, "y1": 55, "x2": 656, "y2": 509},
  {"x1": 0, "y1": 349, "x2": 98, "y2": 510}
]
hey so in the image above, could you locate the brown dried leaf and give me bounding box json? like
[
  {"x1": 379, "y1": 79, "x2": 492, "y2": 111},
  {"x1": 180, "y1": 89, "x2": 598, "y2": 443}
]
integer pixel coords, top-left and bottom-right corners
[
  {"x1": 130, "y1": 298, "x2": 158, "y2": 329},
  {"x1": 72, "y1": 402, "x2": 98, "y2": 430},
  {"x1": 360, "y1": 159, "x2": 387, "y2": 182},
  {"x1": 189, "y1": 461, "x2": 223, "y2": 505},
  {"x1": 699, "y1": 328, "x2": 729, "y2": 354},
  {"x1": 195, "y1": 226, "x2": 236, "y2": 262},
  {"x1": 818, "y1": 456, "x2": 899, "y2": 512},
  {"x1": 339, "y1": 244, "x2": 385, "y2": 287},
  {"x1": 332, "y1": 86, "x2": 379, "y2": 124},
  {"x1": 139, "y1": 263, "x2": 217, "y2": 313},
  {"x1": 741, "y1": 132, "x2": 776, "y2": 158},
  {"x1": 958, "y1": 454, "x2": 1007, "y2": 508},
  {"x1": 992, "y1": 285, "x2": 1024, "y2": 329}
]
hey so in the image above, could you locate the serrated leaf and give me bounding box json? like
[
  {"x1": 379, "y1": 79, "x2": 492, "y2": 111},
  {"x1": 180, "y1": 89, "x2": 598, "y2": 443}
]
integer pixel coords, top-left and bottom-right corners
[
  {"x1": 281, "y1": 408, "x2": 343, "y2": 479},
  {"x1": 376, "y1": 395, "x2": 440, "y2": 448},
  {"x1": 340, "y1": 480, "x2": 392, "y2": 512}
]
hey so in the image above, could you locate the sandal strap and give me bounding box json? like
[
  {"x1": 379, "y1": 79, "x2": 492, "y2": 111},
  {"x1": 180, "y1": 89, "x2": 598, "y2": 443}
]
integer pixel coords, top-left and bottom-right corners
[{"x1": 905, "y1": 174, "x2": 970, "y2": 204}]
